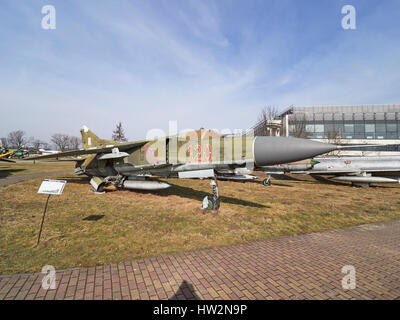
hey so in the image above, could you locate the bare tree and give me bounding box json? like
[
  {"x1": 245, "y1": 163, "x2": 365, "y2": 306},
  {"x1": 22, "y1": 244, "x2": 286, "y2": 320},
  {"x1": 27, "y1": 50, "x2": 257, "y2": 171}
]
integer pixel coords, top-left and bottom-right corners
[
  {"x1": 258, "y1": 106, "x2": 279, "y2": 122},
  {"x1": 51, "y1": 134, "x2": 71, "y2": 151},
  {"x1": 0, "y1": 137, "x2": 8, "y2": 148},
  {"x1": 326, "y1": 127, "x2": 343, "y2": 156},
  {"x1": 68, "y1": 136, "x2": 81, "y2": 150},
  {"x1": 112, "y1": 122, "x2": 127, "y2": 142},
  {"x1": 326, "y1": 128, "x2": 342, "y2": 143},
  {"x1": 257, "y1": 106, "x2": 280, "y2": 136},
  {"x1": 31, "y1": 139, "x2": 47, "y2": 150},
  {"x1": 289, "y1": 114, "x2": 308, "y2": 138},
  {"x1": 7, "y1": 130, "x2": 27, "y2": 149}
]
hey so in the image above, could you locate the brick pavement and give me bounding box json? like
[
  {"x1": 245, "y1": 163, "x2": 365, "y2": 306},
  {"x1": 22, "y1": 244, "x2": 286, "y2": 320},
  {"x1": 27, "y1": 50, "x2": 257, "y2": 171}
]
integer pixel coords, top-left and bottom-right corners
[{"x1": 1, "y1": 220, "x2": 399, "y2": 300}]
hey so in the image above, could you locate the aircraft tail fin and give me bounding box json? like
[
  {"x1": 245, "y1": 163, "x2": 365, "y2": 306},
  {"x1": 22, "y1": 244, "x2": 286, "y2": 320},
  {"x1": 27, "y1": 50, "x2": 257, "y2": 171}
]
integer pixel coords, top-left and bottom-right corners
[{"x1": 80, "y1": 125, "x2": 116, "y2": 149}]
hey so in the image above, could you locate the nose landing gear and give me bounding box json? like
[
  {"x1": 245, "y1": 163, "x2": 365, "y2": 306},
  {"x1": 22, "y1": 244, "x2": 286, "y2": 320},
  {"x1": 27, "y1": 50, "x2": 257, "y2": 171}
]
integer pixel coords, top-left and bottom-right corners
[
  {"x1": 262, "y1": 175, "x2": 272, "y2": 187},
  {"x1": 202, "y1": 174, "x2": 220, "y2": 211}
]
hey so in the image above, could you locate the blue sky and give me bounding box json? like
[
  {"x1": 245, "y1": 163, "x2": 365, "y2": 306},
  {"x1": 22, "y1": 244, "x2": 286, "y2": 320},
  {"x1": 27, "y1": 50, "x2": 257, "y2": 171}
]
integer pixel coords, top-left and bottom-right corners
[{"x1": 1, "y1": 0, "x2": 399, "y2": 142}]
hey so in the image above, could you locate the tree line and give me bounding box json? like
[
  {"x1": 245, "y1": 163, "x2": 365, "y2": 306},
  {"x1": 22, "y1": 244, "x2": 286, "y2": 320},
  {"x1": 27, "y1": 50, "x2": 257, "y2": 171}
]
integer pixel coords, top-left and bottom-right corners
[
  {"x1": 1, "y1": 122, "x2": 128, "y2": 151},
  {"x1": 1, "y1": 130, "x2": 81, "y2": 151}
]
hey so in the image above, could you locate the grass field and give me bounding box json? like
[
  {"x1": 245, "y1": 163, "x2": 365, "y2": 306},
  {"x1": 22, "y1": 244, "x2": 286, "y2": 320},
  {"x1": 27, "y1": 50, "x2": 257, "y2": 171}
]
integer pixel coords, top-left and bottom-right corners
[
  {"x1": 1, "y1": 164, "x2": 400, "y2": 274},
  {"x1": 0, "y1": 160, "x2": 75, "y2": 178}
]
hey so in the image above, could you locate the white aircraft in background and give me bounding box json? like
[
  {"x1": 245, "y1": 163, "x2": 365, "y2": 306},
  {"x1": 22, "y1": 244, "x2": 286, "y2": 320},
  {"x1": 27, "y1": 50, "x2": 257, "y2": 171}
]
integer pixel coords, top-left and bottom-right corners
[{"x1": 38, "y1": 148, "x2": 60, "y2": 156}]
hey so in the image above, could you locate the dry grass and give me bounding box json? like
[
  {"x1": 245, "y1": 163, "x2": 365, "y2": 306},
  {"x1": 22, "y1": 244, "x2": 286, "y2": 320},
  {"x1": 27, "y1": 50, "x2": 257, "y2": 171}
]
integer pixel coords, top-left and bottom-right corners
[
  {"x1": 1, "y1": 168, "x2": 400, "y2": 274},
  {"x1": 0, "y1": 160, "x2": 75, "y2": 178}
]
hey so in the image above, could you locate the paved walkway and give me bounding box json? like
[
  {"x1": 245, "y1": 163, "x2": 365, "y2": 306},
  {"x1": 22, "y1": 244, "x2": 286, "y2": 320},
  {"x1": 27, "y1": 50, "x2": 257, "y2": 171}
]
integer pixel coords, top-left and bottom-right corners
[
  {"x1": 1, "y1": 220, "x2": 400, "y2": 300},
  {"x1": 0, "y1": 171, "x2": 72, "y2": 187}
]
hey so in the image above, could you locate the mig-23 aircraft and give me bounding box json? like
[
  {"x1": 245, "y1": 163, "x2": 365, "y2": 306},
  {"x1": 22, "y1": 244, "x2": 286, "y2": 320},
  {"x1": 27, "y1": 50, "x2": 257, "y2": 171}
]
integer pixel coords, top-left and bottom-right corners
[
  {"x1": 29, "y1": 125, "x2": 348, "y2": 209},
  {"x1": 263, "y1": 155, "x2": 400, "y2": 188}
]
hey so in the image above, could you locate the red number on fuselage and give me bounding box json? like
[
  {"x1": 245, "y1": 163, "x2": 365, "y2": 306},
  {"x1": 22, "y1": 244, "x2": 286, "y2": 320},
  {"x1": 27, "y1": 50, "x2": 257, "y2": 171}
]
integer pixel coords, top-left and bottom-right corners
[
  {"x1": 194, "y1": 145, "x2": 202, "y2": 162},
  {"x1": 203, "y1": 144, "x2": 212, "y2": 162},
  {"x1": 188, "y1": 144, "x2": 212, "y2": 162}
]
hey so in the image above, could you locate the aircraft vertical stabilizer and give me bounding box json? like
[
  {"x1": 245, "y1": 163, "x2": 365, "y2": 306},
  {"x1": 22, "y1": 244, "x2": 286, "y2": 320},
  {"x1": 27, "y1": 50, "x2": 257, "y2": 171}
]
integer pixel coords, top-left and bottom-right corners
[{"x1": 80, "y1": 125, "x2": 117, "y2": 149}]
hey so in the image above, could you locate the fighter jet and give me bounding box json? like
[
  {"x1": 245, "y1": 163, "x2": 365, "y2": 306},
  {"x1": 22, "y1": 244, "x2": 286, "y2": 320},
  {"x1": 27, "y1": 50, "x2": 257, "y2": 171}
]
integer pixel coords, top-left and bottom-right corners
[
  {"x1": 38, "y1": 148, "x2": 60, "y2": 156},
  {"x1": 263, "y1": 156, "x2": 400, "y2": 188},
  {"x1": 29, "y1": 125, "x2": 347, "y2": 209}
]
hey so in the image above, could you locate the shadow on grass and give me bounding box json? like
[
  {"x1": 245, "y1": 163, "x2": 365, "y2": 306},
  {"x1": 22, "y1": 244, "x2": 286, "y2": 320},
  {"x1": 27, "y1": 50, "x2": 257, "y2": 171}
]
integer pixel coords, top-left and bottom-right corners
[
  {"x1": 169, "y1": 280, "x2": 201, "y2": 300},
  {"x1": 61, "y1": 176, "x2": 268, "y2": 208},
  {"x1": 0, "y1": 168, "x2": 26, "y2": 178},
  {"x1": 269, "y1": 182, "x2": 294, "y2": 187},
  {"x1": 153, "y1": 183, "x2": 269, "y2": 208},
  {"x1": 309, "y1": 175, "x2": 350, "y2": 186},
  {"x1": 60, "y1": 176, "x2": 90, "y2": 184},
  {"x1": 368, "y1": 184, "x2": 400, "y2": 189},
  {"x1": 83, "y1": 214, "x2": 105, "y2": 221},
  {"x1": 270, "y1": 174, "x2": 306, "y2": 182}
]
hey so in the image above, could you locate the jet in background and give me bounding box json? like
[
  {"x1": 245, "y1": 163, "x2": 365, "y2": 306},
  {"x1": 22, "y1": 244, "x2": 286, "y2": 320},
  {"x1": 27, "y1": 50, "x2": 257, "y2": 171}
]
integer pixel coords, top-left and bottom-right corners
[
  {"x1": 38, "y1": 148, "x2": 60, "y2": 156},
  {"x1": 29, "y1": 125, "x2": 357, "y2": 209},
  {"x1": 263, "y1": 156, "x2": 400, "y2": 188}
]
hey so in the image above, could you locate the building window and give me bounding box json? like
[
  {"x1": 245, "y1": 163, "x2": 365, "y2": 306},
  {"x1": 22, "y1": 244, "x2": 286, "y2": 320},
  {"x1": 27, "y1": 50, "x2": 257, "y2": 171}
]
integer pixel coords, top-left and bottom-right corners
[
  {"x1": 365, "y1": 124, "x2": 375, "y2": 133},
  {"x1": 387, "y1": 123, "x2": 397, "y2": 132},
  {"x1": 306, "y1": 124, "x2": 314, "y2": 132},
  {"x1": 375, "y1": 123, "x2": 386, "y2": 133},
  {"x1": 354, "y1": 123, "x2": 364, "y2": 133},
  {"x1": 344, "y1": 124, "x2": 354, "y2": 133},
  {"x1": 314, "y1": 124, "x2": 324, "y2": 133}
]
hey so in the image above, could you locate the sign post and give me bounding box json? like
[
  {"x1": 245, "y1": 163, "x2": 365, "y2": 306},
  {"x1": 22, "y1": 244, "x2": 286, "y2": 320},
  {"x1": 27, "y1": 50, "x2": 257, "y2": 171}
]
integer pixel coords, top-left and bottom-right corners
[{"x1": 36, "y1": 179, "x2": 66, "y2": 245}]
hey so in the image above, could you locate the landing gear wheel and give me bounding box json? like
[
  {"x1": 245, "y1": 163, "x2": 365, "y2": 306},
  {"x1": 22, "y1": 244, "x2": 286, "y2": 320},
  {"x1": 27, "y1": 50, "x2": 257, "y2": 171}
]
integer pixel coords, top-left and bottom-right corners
[
  {"x1": 262, "y1": 178, "x2": 271, "y2": 187},
  {"x1": 202, "y1": 196, "x2": 220, "y2": 210},
  {"x1": 90, "y1": 176, "x2": 106, "y2": 193},
  {"x1": 201, "y1": 173, "x2": 220, "y2": 211}
]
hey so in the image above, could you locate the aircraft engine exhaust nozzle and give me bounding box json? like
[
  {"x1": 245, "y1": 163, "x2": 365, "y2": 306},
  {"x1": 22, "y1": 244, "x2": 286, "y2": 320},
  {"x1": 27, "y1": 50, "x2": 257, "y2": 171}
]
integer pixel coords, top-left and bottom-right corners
[
  {"x1": 122, "y1": 180, "x2": 171, "y2": 191},
  {"x1": 253, "y1": 136, "x2": 338, "y2": 166}
]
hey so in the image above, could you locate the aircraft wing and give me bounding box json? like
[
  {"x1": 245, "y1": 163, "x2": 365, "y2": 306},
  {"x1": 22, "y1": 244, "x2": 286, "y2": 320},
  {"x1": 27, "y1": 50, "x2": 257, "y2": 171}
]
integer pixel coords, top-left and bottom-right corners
[{"x1": 27, "y1": 140, "x2": 148, "y2": 160}]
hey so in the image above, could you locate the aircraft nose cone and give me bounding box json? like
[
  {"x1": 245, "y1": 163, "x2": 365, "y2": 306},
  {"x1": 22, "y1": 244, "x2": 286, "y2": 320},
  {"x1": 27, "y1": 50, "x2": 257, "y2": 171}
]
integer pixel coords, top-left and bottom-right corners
[{"x1": 253, "y1": 136, "x2": 337, "y2": 166}]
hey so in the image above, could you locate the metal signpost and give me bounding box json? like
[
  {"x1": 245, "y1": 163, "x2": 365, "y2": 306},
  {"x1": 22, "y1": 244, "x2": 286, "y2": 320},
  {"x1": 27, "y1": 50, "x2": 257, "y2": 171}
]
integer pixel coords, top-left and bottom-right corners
[{"x1": 36, "y1": 179, "x2": 67, "y2": 245}]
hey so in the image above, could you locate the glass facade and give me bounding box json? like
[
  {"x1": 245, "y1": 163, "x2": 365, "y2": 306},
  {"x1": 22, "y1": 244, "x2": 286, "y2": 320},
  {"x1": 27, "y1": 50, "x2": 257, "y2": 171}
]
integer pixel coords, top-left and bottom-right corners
[{"x1": 288, "y1": 112, "x2": 400, "y2": 140}]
